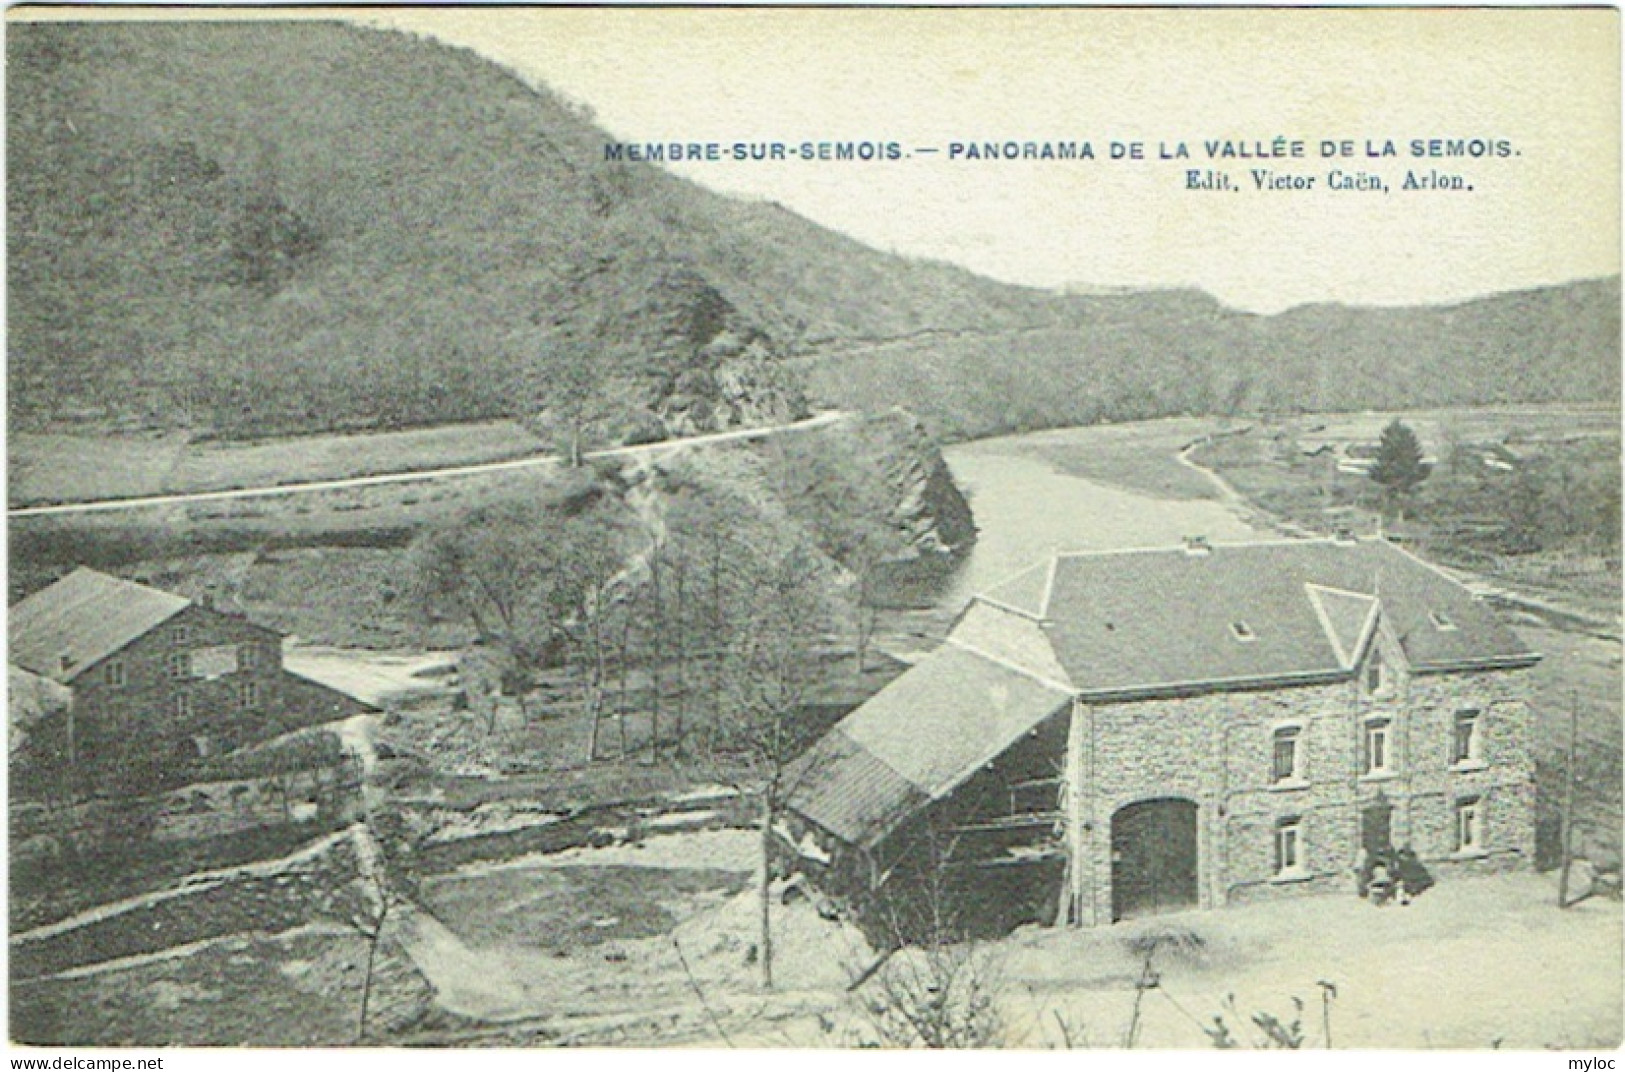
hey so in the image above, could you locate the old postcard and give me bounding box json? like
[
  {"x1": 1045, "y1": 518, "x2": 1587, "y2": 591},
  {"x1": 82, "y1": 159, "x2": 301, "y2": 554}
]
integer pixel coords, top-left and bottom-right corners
[{"x1": 6, "y1": 5, "x2": 1620, "y2": 1057}]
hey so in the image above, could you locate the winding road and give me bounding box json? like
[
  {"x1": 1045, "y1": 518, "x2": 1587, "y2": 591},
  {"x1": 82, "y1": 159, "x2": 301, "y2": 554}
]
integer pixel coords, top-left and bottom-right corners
[{"x1": 9, "y1": 411, "x2": 843, "y2": 519}]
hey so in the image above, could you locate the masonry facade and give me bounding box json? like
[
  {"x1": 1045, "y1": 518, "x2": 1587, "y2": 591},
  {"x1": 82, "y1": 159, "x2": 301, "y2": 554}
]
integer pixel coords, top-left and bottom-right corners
[
  {"x1": 10, "y1": 568, "x2": 373, "y2": 796},
  {"x1": 782, "y1": 537, "x2": 1540, "y2": 937}
]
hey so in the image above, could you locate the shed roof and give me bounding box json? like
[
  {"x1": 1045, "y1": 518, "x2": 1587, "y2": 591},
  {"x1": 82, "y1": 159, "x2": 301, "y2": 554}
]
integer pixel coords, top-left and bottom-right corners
[
  {"x1": 9, "y1": 568, "x2": 190, "y2": 682},
  {"x1": 786, "y1": 643, "x2": 1071, "y2": 848},
  {"x1": 784, "y1": 728, "x2": 928, "y2": 848}
]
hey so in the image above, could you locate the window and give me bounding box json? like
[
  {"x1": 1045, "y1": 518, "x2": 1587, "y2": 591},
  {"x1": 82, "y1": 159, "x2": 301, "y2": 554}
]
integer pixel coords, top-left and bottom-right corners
[
  {"x1": 173, "y1": 624, "x2": 191, "y2": 646},
  {"x1": 105, "y1": 659, "x2": 126, "y2": 688},
  {"x1": 1274, "y1": 818, "x2": 1303, "y2": 875},
  {"x1": 1363, "y1": 718, "x2": 1392, "y2": 776},
  {"x1": 1456, "y1": 797, "x2": 1483, "y2": 852},
  {"x1": 1272, "y1": 726, "x2": 1302, "y2": 783},
  {"x1": 166, "y1": 651, "x2": 189, "y2": 681},
  {"x1": 239, "y1": 643, "x2": 259, "y2": 671},
  {"x1": 174, "y1": 692, "x2": 193, "y2": 720},
  {"x1": 239, "y1": 680, "x2": 261, "y2": 710},
  {"x1": 1453, "y1": 710, "x2": 1482, "y2": 766},
  {"x1": 1365, "y1": 648, "x2": 1385, "y2": 693}
]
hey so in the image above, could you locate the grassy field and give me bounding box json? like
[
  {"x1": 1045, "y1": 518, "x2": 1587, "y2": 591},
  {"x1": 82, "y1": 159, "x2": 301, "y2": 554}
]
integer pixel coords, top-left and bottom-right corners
[
  {"x1": 10, "y1": 925, "x2": 433, "y2": 1046},
  {"x1": 1188, "y1": 405, "x2": 1622, "y2": 611},
  {"x1": 7, "y1": 432, "x2": 191, "y2": 505},
  {"x1": 9, "y1": 419, "x2": 546, "y2": 507},
  {"x1": 424, "y1": 863, "x2": 750, "y2": 955}
]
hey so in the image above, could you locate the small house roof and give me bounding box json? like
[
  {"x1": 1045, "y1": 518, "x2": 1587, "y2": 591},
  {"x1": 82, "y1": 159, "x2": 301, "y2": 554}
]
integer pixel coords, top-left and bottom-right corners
[{"x1": 9, "y1": 568, "x2": 190, "y2": 682}]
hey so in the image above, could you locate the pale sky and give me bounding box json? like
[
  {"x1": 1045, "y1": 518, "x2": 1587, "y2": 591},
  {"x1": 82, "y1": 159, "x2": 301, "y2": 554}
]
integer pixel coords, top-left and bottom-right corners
[
  {"x1": 22, "y1": 6, "x2": 1623, "y2": 313},
  {"x1": 363, "y1": 7, "x2": 1621, "y2": 313}
]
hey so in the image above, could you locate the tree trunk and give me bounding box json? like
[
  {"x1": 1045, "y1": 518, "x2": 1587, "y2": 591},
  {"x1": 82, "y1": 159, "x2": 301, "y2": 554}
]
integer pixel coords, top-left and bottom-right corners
[
  {"x1": 673, "y1": 562, "x2": 687, "y2": 756},
  {"x1": 617, "y1": 612, "x2": 632, "y2": 760},
  {"x1": 585, "y1": 691, "x2": 602, "y2": 765},
  {"x1": 649, "y1": 553, "x2": 663, "y2": 764},
  {"x1": 358, "y1": 927, "x2": 380, "y2": 1043},
  {"x1": 758, "y1": 794, "x2": 775, "y2": 991},
  {"x1": 856, "y1": 604, "x2": 875, "y2": 679},
  {"x1": 1559, "y1": 691, "x2": 1580, "y2": 908}
]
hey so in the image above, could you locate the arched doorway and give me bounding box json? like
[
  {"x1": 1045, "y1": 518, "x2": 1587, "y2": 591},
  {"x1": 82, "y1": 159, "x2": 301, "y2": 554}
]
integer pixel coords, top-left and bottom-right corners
[{"x1": 1111, "y1": 798, "x2": 1199, "y2": 922}]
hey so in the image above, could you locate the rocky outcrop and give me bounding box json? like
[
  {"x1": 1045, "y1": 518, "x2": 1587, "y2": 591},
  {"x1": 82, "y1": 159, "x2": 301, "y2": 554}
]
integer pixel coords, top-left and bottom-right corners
[{"x1": 863, "y1": 408, "x2": 977, "y2": 560}]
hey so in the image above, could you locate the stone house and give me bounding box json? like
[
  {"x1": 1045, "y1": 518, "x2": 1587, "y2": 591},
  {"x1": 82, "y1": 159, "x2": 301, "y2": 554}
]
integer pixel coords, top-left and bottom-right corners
[
  {"x1": 783, "y1": 537, "x2": 1540, "y2": 935},
  {"x1": 9, "y1": 568, "x2": 374, "y2": 796}
]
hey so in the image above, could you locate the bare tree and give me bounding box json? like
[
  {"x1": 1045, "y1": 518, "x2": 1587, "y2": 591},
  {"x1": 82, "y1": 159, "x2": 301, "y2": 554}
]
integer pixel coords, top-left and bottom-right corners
[
  {"x1": 660, "y1": 476, "x2": 759, "y2": 752},
  {"x1": 707, "y1": 534, "x2": 833, "y2": 991},
  {"x1": 299, "y1": 808, "x2": 422, "y2": 1043},
  {"x1": 854, "y1": 816, "x2": 1005, "y2": 1048},
  {"x1": 764, "y1": 434, "x2": 901, "y2": 676},
  {"x1": 407, "y1": 497, "x2": 633, "y2": 733}
]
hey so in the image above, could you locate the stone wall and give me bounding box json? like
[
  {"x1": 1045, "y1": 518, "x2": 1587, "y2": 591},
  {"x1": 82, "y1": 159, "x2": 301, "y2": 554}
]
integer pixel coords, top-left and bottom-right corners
[
  {"x1": 1080, "y1": 663, "x2": 1536, "y2": 924},
  {"x1": 11, "y1": 755, "x2": 361, "y2": 859}
]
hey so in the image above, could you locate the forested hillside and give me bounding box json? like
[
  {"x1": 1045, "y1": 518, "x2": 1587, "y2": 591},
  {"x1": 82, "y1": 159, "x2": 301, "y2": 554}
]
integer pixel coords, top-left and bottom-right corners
[{"x1": 9, "y1": 20, "x2": 1618, "y2": 444}]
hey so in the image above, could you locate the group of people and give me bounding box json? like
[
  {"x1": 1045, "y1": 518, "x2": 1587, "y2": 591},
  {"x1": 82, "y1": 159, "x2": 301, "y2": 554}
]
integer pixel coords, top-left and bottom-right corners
[{"x1": 1357, "y1": 845, "x2": 1434, "y2": 906}]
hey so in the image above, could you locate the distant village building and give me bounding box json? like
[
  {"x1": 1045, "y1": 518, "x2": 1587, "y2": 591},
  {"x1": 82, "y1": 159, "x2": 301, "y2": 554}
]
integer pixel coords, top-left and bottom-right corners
[
  {"x1": 8, "y1": 568, "x2": 373, "y2": 796},
  {"x1": 784, "y1": 537, "x2": 1540, "y2": 936}
]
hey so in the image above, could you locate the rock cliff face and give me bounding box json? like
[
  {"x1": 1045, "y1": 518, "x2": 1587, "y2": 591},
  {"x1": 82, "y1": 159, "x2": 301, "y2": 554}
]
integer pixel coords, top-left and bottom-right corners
[
  {"x1": 862, "y1": 409, "x2": 978, "y2": 561},
  {"x1": 786, "y1": 409, "x2": 975, "y2": 567}
]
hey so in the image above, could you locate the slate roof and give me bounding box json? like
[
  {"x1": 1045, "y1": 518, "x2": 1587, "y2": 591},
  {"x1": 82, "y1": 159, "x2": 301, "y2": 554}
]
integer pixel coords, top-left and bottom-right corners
[
  {"x1": 786, "y1": 643, "x2": 1071, "y2": 848},
  {"x1": 787, "y1": 537, "x2": 1538, "y2": 850},
  {"x1": 785, "y1": 728, "x2": 927, "y2": 848},
  {"x1": 9, "y1": 568, "x2": 190, "y2": 682},
  {"x1": 1037, "y1": 538, "x2": 1535, "y2": 694}
]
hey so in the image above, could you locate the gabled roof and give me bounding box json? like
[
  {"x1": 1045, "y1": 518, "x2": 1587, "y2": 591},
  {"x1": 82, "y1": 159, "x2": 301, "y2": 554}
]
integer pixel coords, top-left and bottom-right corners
[
  {"x1": 980, "y1": 560, "x2": 1052, "y2": 618},
  {"x1": 9, "y1": 568, "x2": 190, "y2": 682},
  {"x1": 992, "y1": 538, "x2": 1534, "y2": 696},
  {"x1": 1304, "y1": 584, "x2": 1380, "y2": 668},
  {"x1": 785, "y1": 728, "x2": 927, "y2": 848}
]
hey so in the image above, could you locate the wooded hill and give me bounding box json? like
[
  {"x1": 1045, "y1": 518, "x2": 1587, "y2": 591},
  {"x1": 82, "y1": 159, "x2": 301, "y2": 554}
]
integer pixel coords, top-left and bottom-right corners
[{"x1": 9, "y1": 20, "x2": 1619, "y2": 443}]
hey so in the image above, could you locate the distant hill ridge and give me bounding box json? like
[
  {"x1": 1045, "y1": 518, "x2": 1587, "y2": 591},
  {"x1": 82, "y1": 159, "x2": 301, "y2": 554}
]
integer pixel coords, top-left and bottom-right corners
[{"x1": 8, "y1": 20, "x2": 1619, "y2": 443}]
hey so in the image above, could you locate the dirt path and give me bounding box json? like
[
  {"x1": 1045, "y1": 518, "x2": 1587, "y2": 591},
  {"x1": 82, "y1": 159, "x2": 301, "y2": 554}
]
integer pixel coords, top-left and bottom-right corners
[
  {"x1": 10, "y1": 411, "x2": 844, "y2": 517},
  {"x1": 347, "y1": 823, "x2": 535, "y2": 1022}
]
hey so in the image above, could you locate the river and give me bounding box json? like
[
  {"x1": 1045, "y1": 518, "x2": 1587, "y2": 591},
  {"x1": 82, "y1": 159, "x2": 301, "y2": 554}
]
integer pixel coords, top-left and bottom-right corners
[
  {"x1": 877, "y1": 432, "x2": 1264, "y2": 646},
  {"x1": 938, "y1": 444, "x2": 1261, "y2": 606}
]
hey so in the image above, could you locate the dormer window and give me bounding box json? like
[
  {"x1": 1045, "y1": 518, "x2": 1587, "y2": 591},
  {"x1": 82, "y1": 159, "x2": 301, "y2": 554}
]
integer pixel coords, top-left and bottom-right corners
[
  {"x1": 1365, "y1": 649, "x2": 1385, "y2": 693},
  {"x1": 1429, "y1": 610, "x2": 1458, "y2": 632},
  {"x1": 1230, "y1": 621, "x2": 1257, "y2": 642}
]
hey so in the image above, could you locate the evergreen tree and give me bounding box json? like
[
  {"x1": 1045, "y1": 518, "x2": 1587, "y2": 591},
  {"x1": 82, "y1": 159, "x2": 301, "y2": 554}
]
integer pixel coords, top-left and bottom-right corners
[{"x1": 1368, "y1": 420, "x2": 1431, "y2": 520}]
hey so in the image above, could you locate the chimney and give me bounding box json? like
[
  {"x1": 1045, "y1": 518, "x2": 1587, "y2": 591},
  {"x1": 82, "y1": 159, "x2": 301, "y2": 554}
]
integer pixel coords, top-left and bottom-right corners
[
  {"x1": 58, "y1": 651, "x2": 74, "y2": 673},
  {"x1": 1183, "y1": 535, "x2": 1212, "y2": 556}
]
